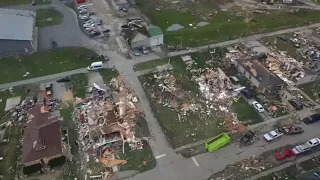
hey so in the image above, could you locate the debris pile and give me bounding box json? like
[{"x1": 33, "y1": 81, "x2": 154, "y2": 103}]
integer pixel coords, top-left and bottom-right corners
[
  {"x1": 73, "y1": 75, "x2": 143, "y2": 176},
  {"x1": 181, "y1": 54, "x2": 246, "y2": 133}
]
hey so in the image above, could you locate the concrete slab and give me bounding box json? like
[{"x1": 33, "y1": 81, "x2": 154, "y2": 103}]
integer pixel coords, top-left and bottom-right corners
[{"x1": 4, "y1": 96, "x2": 21, "y2": 111}]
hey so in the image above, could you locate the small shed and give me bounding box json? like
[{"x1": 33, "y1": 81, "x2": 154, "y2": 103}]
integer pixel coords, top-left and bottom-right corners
[
  {"x1": 111, "y1": 0, "x2": 130, "y2": 10},
  {"x1": 147, "y1": 24, "x2": 163, "y2": 47}
]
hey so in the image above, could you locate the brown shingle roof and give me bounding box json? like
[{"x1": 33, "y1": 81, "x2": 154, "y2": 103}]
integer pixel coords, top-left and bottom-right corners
[{"x1": 22, "y1": 105, "x2": 63, "y2": 164}]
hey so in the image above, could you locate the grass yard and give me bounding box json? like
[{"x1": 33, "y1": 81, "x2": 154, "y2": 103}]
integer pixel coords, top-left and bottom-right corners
[
  {"x1": 135, "y1": 48, "x2": 227, "y2": 71},
  {"x1": 71, "y1": 73, "x2": 88, "y2": 98},
  {"x1": 232, "y1": 97, "x2": 263, "y2": 125},
  {"x1": 0, "y1": 125, "x2": 21, "y2": 180},
  {"x1": 36, "y1": 8, "x2": 63, "y2": 27},
  {"x1": 0, "y1": 0, "x2": 31, "y2": 6},
  {"x1": 99, "y1": 69, "x2": 119, "y2": 83},
  {"x1": 60, "y1": 104, "x2": 82, "y2": 179},
  {"x1": 139, "y1": 56, "x2": 225, "y2": 147},
  {"x1": 117, "y1": 141, "x2": 156, "y2": 173},
  {"x1": 299, "y1": 81, "x2": 320, "y2": 103},
  {"x1": 136, "y1": 0, "x2": 320, "y2": 47},
  {"x1": 0, "y1": 47, "x2": 99, "y2": 84},
  {"x1": 261, "y1": 35, "x2": 303, "y2": 60}
]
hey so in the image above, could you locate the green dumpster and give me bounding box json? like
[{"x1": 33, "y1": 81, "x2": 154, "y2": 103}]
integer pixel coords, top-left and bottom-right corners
[{"x1": 205, "y1": 133, "x2": 231, "y2": 152}]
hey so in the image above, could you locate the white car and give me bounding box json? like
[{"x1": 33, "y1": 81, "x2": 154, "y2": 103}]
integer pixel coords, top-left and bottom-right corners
[
  {"x1": 306, "y1": 138, "x2": 320, "y2": 147},
  {"x1": 79, "y1": 9, "x2": 87, "y2": 14},
  {"x1": 83, "y1": 19, "x2": 93, "y2": 23},
  {"x1": 292, "y1": 144, "x2": 311, "y2": 155},
  {"x1": 252, "y1": 101, "x2": 264, "y2": 113},
  {"x1": 263, "y1": 130, "x2": 283, "y2": 141},
  {"x1": 79, "y1": 16, "x2": 89, "y2": 20},
  {"x1": 86, "y1": 27, "x2": 95, "y2": 31},
  {"x1": 83, "y1": 23, "x2": 95, "y2": 28},
  {"x1": 78, "y1": 5, "x2": 87, "y2": 9}
]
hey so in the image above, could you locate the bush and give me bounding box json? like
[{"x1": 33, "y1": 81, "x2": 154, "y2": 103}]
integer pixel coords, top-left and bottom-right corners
[
  {"x1": 23, "y1": 163, "x2": 42, "y2": 175},
  {"x1": 48, "y1": 156, "x2": 66, "y2": 167}
]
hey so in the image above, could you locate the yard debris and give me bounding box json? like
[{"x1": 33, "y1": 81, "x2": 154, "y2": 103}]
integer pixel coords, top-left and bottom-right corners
[
  {"x1": 166, "y1": 24, "x2": 184, "y2": 31},
  {"x1": 72, "y1": 75, "x2": 145, "y2": 177}
]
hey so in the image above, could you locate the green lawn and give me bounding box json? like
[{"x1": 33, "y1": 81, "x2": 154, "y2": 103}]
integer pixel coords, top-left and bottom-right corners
[
  {"x1": 139, "y1": 55, "x2": 226, "y2": 147},
  {"x1": 232, "y1": 97, "x2": 263, "y2": 125},
  {"x1": 0, "y1": 125, "x2": 20, "y2": 180},
  {"x1": 0, "y1": 47, "x2": 99, "y2": 84},
  {"x1": 0, "y1": 0, "x2": 31, "y2": 6},
  {"x1": 60, "y1": 104, "x2": 82, "y2": 179},
  {"x1": 71, "y1": 74, "x2": 88, "y2": 98},
  {"x1": 136, "y1": 0, "x2": 320, "y2": 46},
  {"x1": 99, "y1": 69, "x2": 119, "y2": 83},
  {"x1": 117, "y1": 141, "x2": 156, "y2": 173},
  {"x1": 299, "y1": 81, "x2": 320, "y2": 103},
  {"x1": 135, "y1": 48, "x2": 227, "y2": 71},
  {"x1": 261, "y1": 35, "x2": 303, "y2": 60},
  {"x1": 36, "y1": 8, "x2": 63, "y2": 27}
]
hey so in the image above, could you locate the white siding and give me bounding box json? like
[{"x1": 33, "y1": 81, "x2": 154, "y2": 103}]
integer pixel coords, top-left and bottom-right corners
[{"x1": 149, "y1": 35, "x2": 163, "y2": 47}]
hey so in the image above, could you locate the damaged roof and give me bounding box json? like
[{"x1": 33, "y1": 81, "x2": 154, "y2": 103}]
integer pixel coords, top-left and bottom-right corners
[
  {"x1": 236, "y1": 58, "x2": 284, "y2": 92},
  {"x1": 122, "y1": 26, "x2": 150, "y2": 43},
  {"x1": 22, "y1": 105, "x2": 63, "y2": 164}
]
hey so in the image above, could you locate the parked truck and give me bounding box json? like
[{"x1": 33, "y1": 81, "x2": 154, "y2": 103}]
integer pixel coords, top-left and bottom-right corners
[{"x1": 205, "y1": 133, "x2": 231, "y2": 152}]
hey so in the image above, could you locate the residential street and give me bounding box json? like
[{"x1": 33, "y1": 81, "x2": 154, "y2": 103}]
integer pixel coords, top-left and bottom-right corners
[{"x1": 1, "y1": 5, "x2": 320, "y2": 177}]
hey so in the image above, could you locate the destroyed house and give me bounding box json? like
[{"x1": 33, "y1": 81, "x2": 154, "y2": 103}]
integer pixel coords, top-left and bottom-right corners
[
  {"x1": 234, "y1": 58, "x2": 284, "y2": 96},
  {"x1": 22, "y1": 105, "x2": 65, "y2": 167}
]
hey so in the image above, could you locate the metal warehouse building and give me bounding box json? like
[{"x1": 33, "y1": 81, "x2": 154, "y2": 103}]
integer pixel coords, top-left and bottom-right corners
[{"x1": 0, "y1": 8, "x2": 37, "y2": 57}]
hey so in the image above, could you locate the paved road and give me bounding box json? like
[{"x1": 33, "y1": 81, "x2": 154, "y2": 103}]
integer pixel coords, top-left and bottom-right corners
[{"x1": 0, "y1": 6, "x2": 320, "y2": 178}]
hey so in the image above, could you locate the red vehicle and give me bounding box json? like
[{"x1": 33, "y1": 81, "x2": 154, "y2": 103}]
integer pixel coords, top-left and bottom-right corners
[{"x1": 274, "y1": 149, "x2": 295, "y2": 160}]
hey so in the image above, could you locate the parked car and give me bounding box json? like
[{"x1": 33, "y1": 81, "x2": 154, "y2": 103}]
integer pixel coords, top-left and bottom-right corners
[
  {"x1": 288, "y1": 99, "x2": 303, "y2": 110},
  {"x1": 86, "y1": 27, "x2": 96, "y2": 31},
  {"x1": 263, "y1": 130, "x2": 283, "y2": 141},
  {"x1": 83, "y1": 20, "x2": 93, "y2": 24},
  {"x1": 303, "y1": 113, "x2": 320, "y2": 124},
  {"x1": 79, "y1": 15, "x2": 89, "y2": 20},
  {"x1": 79, "y1": 9, "x2": 87, "y2": 14},
  {"x1": 241, "y1": 89, "x2": 253, "y2": 99},
  {"x1": 141, "y1": 46, "x2": 149, "y2": 54},
  {"x1": 83, "y1": 23, "x2": 95, "y2": 28},
  {"x1": 252, "y1": 101, "x2": 264, "y2": 113},
  {"x1": 121, "y1": 8, "x2": 128, "y2": 12},
  {"x1": 306, "y1": 138, "x2": 320, "y2": 147},
  {"x1": 45, "y1": 83, "x2": 53, "y2": 96},
  {"x1": 57, "y1": 77, "x2": 71, "y2": 83},
  {"x1": 292, "y1": 143, "x2": 311, "y2": 155},
  {"x1": 274, "y1": 149, "x2": 295, "y2": 160},
  {"x1": 78, "y1": 5, "x2": 87, "y2": 10},
  {"x1": 132, "y1": 49, "x2": 141, "y2": 56}
]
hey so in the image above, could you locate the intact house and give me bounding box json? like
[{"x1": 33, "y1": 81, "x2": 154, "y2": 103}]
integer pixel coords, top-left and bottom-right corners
[
  {"x1": 0, "y1": 8, "x2": 37, "y2": 57},
  {"x1": 22, "y1": 105, "x2": 66, "y2": 169},
  {"x1": 122, "y1": 25, "x2": 163, "y2": 49},
  {"x1": 111, "y1": 0, "x2": 130, "y2": 10},
  {"x1": 233, "y1": 58, "x2": 285, "y2": 96}
]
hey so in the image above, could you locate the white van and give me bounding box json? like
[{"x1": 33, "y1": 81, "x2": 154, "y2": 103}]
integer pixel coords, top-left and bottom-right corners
[{"x1": 87, "y1": 61, "x2": 103, "y2": 71}]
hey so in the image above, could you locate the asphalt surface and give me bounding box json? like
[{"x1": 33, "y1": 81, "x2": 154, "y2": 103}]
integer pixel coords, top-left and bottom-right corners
[
  {"x1": 6, "y1": 0, "x2": 92, "y2": 50},
  {"x1": 2, "y1": 3, "x2": 320, "y2": 179}
]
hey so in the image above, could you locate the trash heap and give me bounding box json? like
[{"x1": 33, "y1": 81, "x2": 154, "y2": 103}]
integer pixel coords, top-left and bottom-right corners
[
  {"x1": 73, "y1": 75, "x2": 143, "y2": 174},
  {"x1": 181, "y1": 55, "x2": 246, "y2": 133},
  {"x1": 151, "y1": 71, "x2": 202, "y2": 116}
]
